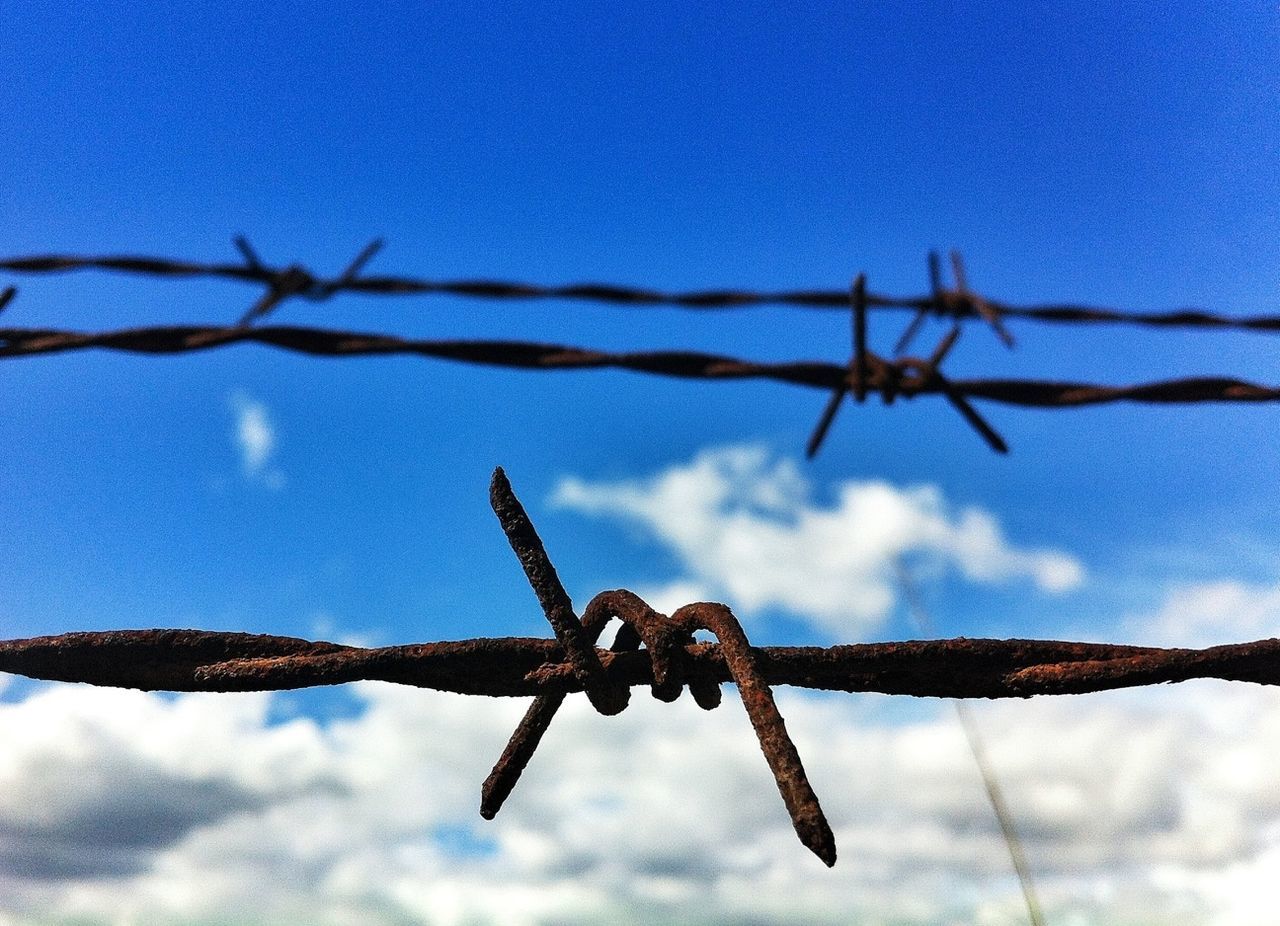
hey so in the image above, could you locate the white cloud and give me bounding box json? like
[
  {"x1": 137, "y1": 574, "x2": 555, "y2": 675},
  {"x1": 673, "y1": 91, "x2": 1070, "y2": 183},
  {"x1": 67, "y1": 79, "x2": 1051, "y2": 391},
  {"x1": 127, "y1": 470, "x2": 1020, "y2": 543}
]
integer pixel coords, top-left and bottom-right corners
[
  {"x1": 1, "y1": 677, "x2": 1279, "y2": 924},
  {"x1": 230, "y1": 391, "x2": 285, "y2": 490},
  {"x1": 552, "y1": 445, "x2": 1083, "y2": 637},
  {"x1": 1128, "y1": 580, "x2": 1280, "y2": 649}
]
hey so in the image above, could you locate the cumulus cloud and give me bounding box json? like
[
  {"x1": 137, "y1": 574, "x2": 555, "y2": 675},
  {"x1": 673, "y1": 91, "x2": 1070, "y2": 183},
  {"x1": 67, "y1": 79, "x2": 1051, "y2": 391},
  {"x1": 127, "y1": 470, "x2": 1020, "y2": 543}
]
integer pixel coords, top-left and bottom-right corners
[
  {"x1": 0, "y1": 678, "x2": 1278, "y2": 924},
  {"x1": 229, "y1": 391, "x2": 285, "y2": 490},
  {"x1": 1129, "y1": 579, "x2": 1280, "y2": 649},
  {"x1": 552, "y1": 445, "x2": 1083, "y2": 637}
]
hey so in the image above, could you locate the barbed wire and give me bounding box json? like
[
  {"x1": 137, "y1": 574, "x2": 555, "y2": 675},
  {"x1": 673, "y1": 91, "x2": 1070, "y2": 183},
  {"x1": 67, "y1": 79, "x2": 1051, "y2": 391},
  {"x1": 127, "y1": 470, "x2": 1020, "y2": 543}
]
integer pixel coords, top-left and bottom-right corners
[
  {"x1": 1, "y1": 315, "x2": 1276, "y2": 455},
  {"x1": 2, "y1": 240, "x2": 1276, "y2": 334},
  {"x1": 3, "y1": 469, "x2": 1279, "y2": 866},
  {"x1": 4, "y1": 241, "x2": 1278, "y2": 454}
]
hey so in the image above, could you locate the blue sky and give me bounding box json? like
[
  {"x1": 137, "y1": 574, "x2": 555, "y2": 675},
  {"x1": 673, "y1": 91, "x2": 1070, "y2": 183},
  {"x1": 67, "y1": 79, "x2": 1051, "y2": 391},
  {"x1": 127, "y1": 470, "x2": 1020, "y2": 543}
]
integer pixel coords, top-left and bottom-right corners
[{"x1": 1, "y1": 2, "x2": 1279, "y2": 923}]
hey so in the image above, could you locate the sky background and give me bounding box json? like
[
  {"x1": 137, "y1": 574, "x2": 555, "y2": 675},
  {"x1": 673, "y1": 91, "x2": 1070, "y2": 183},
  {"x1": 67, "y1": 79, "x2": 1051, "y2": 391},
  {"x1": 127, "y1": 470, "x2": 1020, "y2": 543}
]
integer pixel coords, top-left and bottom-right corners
[{"x1": 1, "y1": 2, "x2": 1279, "y2": 923}]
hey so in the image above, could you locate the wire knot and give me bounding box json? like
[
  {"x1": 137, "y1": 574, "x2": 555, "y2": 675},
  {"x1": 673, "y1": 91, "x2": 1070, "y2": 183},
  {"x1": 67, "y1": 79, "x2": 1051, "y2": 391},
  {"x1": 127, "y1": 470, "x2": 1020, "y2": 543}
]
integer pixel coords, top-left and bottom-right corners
[
  {"x1": 807, "y1": 274, "x2": 1009, "y2": 456},
  {"x1": 233, "y1": 237, "x2": 383, "y2": 325},
  {"x1": 482, "y1": 468, "x2": 836, "y2": 866}
]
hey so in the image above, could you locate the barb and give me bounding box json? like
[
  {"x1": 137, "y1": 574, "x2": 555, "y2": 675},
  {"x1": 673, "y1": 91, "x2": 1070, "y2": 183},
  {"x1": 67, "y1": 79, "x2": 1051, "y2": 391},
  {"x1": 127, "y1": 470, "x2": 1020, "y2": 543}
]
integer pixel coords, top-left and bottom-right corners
[
  {"x1": 483, "y1": 472, "x2": 831, "y2": 863},
  {"x1": 233, "y1": 237, "x2": 384, "y2": 326},
  {"x1": 806, "y1": 275, "x2": 867, "y2": 458},
  {"x1": 897, "y1": 251, "x2": 1014, "y2": 354},
  {"x1": 2, "y1": 246, "x2": 1277, "y2": 333},
  {"x1": 808, "y1": 272, "x2": 1007, "y2": 456},
  {"x1": 6, "y1": 472, "x2": 1280, "y2": 865},
  {"x1": 488, "y1": 467, "x2": 625, "y2": 716}
]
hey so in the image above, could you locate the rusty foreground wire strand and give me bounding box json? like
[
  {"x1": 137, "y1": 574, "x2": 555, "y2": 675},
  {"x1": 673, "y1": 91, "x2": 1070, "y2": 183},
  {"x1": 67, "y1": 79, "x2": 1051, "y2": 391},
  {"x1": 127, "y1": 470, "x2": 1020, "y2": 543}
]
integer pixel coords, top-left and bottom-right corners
[
  {"x1": 5, "y1": 471, "x2": 1280, "y2": 865},
  {"x1": 3, "y1": 242, "x2": 1277, "y2": 334}
]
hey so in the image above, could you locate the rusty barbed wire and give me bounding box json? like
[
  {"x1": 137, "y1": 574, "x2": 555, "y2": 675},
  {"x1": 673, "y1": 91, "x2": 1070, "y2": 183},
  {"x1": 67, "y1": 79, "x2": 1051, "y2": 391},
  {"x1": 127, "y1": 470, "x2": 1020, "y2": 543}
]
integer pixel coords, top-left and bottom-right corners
[
  {"x1": 4, "y1": 469, "x2": 1280, "y2": 865},
  {"x1": 4, "y1": 241, "x2": 1278, "y2": 454},
  {"x1": 2, "y1": 240, "x2": 1277, "y2": 334},
  {"x1": 805, "y1": 275, "x2": 1008, "y2": 455},
  {"x1": 0, "y1": 315, "x2": 1277, "y2": 455}
]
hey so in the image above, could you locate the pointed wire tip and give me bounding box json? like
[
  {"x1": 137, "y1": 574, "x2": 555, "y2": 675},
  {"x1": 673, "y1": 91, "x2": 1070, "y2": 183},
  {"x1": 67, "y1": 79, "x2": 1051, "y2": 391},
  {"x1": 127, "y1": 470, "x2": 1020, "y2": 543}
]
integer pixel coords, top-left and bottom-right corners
[
  {"x1": 941, "y1": 387, "x2": 1010, "y2": 454},
  {"x1": 814, "y1": 841, "x2": 838, "y2": 869},
  {"x1": 340, "y1": 238, "x2": 385, "y2": 280},
  {"x1": 490, "y1": 466, "x2": 512, "y2": 503},
  {"x1": 928, "y1": 250, "x2": 944, "y2": 297},
  {"x1": 479, "y1": 778, "x2": 502, "y2": 819},
  {"x1": 894, "y1": 311, "x2": 927, "y2": 356},
  {"x1": 232, "y1": 235, "x2": 262, "y2": 269},
  {"x1": 805, "y1": 387, "x2": 845, "y2": 459},
  {"x1": 797, "y1": 817, "x2": 838, "y2": 867},
  {"x1": 949, "y1": 249, "x2": 969, "y2": 292},
  {"x1": 930, "y1": 325, "x2": 962, "y2": 367},
  {"x1": 0, "y1": 286, "x2": 16, "y2": 312}
]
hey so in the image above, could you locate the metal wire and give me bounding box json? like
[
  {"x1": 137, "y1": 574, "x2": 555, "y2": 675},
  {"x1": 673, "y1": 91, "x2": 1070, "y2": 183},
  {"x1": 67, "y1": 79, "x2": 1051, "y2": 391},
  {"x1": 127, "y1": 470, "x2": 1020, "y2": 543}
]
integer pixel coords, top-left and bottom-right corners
[
  {"x1": 2, "y1": 322, "x2": 1276, "y2": 407},
  {"x1": 3, "y1": 241, "x2": 1277, "y2": 455},
  {"x1": 1, "y1": 318, "x2": 1275, "y2": 456},
  {"x1": 7, "y1": 627, "x2": 1276, "y2": 699},
  {"x1": 4, "y1": 470, "x2": 1280, "y2": 867},
  {"x1": 2, "y1": 242, "x2": 1276, "y2": 332}
]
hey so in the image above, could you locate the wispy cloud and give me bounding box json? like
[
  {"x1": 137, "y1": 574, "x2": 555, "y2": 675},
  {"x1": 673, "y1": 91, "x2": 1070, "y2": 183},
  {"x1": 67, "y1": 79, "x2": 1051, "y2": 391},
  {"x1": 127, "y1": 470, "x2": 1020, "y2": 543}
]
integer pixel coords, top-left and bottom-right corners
[
  {"x1": 552, "y1": 445, "x2": 1084, "y2": 638},
  {"x1": 1128, "y1": 579, "x2": 1280, "y2": 649},
  {"x1": 229, "y1": 392, "x2": 285, "y2": 490}
]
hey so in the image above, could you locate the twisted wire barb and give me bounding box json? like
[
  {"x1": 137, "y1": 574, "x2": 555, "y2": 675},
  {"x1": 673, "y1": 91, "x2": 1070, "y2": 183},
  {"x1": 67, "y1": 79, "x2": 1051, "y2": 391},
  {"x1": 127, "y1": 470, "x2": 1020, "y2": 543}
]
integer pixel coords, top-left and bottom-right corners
[
  {"x1": 4, "y1": 470, "x2": 1280, "y2": 864},
  {"x1": 2, "y1": 242, "x2": 1276, "y2": 333},
  {"x1": 485, "y1": 469, "x2": 834, "y2": 863},
  {"x1": 806, "y1": 276, "x2": 1008, "y2": 455}
]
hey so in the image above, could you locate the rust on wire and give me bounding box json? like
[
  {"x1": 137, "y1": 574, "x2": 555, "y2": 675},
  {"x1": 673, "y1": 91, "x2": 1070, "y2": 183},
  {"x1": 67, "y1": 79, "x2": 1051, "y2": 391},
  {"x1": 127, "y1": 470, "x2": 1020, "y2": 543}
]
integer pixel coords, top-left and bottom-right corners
[
  {"x1": 806, "y1": 275, "x2": 867, "y2": 458},
  {"x1": 1, "y1": 321, "x2": 1276, "y2": 409},
  {"x1": 807, "y1": 273, "x2": 1008, "y2": 456},
  {"x1": 9, "y1": 627, "x2": 1280, "y2": 696},
  {"x1": 481, "y1": 473, "x2": 834, "y2": 861},
  {"x1": 895, "y1": 251, "x2": 1015, "y2": 354},
  {"x1": 3, "y1": 242, "x2": 1278, "y2": 333},
  {"x1": 0, "y1": 320, "x2": 1276, "y2": 454},
  {"x1": 3, "y1": 241, "x2": 1279, "y2": 454},
  {"x1": 5, "y1": 472, "x2": 1280, "y2": 864}
]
